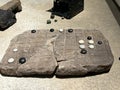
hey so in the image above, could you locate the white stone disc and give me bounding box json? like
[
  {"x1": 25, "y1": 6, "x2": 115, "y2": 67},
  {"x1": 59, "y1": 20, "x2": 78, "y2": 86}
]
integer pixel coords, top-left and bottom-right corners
[
  {"x1": 89, "y1": 45, "x2": 95, "y2": 49},
  {"x1": 88, "y1": 40, "x2": 94, "y2": 44},
  {"x1": 13, "y1": 48, "x2": 18, "y2": 52},
  {"x1": 8, "y1": 58, "x2": 14, "y2": 63},
  {"x1": 79, "y1": 40, "x2": 85, "y2": 44},
  {"x1": 79, "y1": 45, "x2": 85, "y2": 49},
  {"x1": 59, "y1": 29, "x2": 64, "y2": 32}
]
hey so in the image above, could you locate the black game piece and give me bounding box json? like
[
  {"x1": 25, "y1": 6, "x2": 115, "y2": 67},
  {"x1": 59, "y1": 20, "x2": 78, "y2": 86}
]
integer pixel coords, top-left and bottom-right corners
[
  {"x1": 68, "y1": 29, "x2": 73, "y2": 33},
  {"x1": 31, "y1": 30, "x2": 36, "y2": 33},
  {"x1": 87, "y1": 36, "x2": 92, "y2": 40},
  {"x1": 98, "y1": 41, "x2": 103, "y2": 45},
  {"x1": 19, "y1": 57, "x2": 26, "y2": 64},
  {"x1": 80, "y1": 49, "x2": 87, "y2": 54},
  {"x1": 50, "y1": 28, "x2": 54, "y2": 32}
]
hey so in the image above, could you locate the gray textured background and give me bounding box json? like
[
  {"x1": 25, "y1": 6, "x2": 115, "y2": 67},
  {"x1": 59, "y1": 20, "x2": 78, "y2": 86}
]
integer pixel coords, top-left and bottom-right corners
[{"x1": 0, "y1": 0, "x2": 120, "y2": 90}]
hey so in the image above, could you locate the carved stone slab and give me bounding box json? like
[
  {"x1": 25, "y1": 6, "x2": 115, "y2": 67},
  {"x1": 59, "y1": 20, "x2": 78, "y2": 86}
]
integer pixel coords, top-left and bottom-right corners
[{"x1": 0, "y1": 29, "x2": 114, "y2": 77}]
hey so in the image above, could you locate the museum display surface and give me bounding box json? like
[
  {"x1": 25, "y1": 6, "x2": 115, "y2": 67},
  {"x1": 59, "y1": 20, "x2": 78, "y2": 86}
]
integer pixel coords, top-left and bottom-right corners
[{"x1": 0, "y1": 0, "x2": 119, "y2": 90}]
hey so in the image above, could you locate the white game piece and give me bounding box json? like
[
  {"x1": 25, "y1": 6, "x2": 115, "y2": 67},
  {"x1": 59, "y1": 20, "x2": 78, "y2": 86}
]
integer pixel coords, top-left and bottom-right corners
[
  {"x1": 79, "y1": 40, "x2": 85, "y2": 44},
  {"x1": 79, "y1": 45, "x2": 85, "y2": 49},
  {"x1": 89, "y1": 45, "x2": 95, "y2": 49},
  {"x1": 8, "y1": 58, "x2": 14, "y2": 63},
  {"x1": 88, "y1": 40, "x2": 94, "y2": 44},
  {"x1": 13, "y1": 48, "x2": 18, "y2": 52},
  {"x1": 59, "y1": 29, "x2": 63, "y2": 32}
]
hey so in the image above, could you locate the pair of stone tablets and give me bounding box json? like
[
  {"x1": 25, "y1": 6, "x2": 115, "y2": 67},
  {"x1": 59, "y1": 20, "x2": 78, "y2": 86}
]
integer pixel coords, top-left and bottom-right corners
[{"x1": 0, "y1": 29, "x2": 114, "y2": 77}]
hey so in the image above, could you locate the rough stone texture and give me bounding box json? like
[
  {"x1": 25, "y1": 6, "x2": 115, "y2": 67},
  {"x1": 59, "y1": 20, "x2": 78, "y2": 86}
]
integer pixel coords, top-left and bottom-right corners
[
  {"x1": 0, "y1": 29, "x2": 114, "y2": 77},
  {"x1": 0, "y1": 0, "x2": 22, "y2": 31}
]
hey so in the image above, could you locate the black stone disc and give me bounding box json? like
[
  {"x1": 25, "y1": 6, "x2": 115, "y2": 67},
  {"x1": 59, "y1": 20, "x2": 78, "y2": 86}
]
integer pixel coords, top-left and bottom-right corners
[
  {"x1": 19, "y1": 57, "x2": 26, "y2": 64},
  {"x1": 98, "y1": 41, "x2": 103, "y2": 45},
  {"x1": 50, "y1": 28, "x2": 54, "y2": 32},
  {"x1": 54, "y1": 19, "x2": 57, "y2": 22},
  {"x1": 68, "y1": 29, "x2": 73, "y2": 33},
  {"x1": 80, "y1": 49, "x2": 87, "y2": 54},
  {"x1": 87, "y1": 36, "x2": 92, "y2": 40},
  {"x1": 31, "y1": 30, "x2": 36, "y2": 33}
]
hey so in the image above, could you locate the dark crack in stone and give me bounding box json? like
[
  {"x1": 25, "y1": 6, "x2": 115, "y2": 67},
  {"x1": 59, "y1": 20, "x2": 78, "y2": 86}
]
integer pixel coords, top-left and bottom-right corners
[{"x1": 0, "y1": 29, "x2": 114, "y2": 77}]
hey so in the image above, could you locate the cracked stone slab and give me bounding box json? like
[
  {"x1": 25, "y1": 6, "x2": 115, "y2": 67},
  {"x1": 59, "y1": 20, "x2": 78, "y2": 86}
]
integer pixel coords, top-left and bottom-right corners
[{"x1": 0, "y1": 29, "x2": 114, "y2": 77}]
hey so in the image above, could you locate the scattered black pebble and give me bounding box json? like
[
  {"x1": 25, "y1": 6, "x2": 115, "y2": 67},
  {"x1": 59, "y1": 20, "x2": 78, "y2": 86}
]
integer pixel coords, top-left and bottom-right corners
[
  {"x1": 119, "y1": 57, "x2": 120, "y2": 60},
  {"x1": 19, "y1": 57, "x2": 26, "y2": 64},
  {"x1": 68, "y1": 29, "x2": 73, "y2": 33},
  {"x1": 50, "y1": 28, "x2": 54, "y2": 32},
  {"x1": 50, "y1": 14, "x2": 55, "y2": 19},
  {"x1": 31, "y1": 30, "x2": 36, "y2": 33},
  {"x1": 54, "y1": 19, "x2": 57, "y2": 22},
  {"x1": 47, "y1": 20, "x2": 51, "y2": 24}
]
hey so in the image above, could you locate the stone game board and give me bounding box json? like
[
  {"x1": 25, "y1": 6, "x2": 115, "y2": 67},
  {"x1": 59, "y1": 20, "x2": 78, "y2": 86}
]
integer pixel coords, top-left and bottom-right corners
[{"x1": 0, "y1": 29, "x2": 114, "y2": 77}]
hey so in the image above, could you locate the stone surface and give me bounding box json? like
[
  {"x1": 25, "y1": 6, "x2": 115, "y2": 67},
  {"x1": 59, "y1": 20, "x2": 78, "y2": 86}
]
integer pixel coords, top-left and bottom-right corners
[
  {"x1": 55, "y1": 29, "x2": 114, "y2": 76},
  {"x1": 0, "y1": 0, "x2": 22, "y2": 31},
  {"x1": 0, "y1": 29, "x2": 114, "y2": 77}
]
